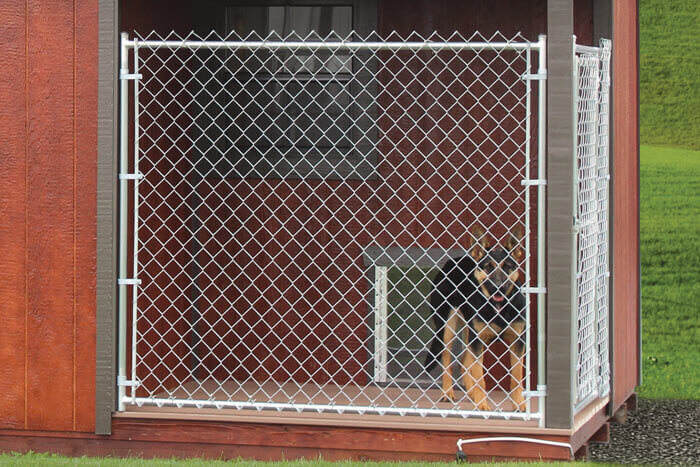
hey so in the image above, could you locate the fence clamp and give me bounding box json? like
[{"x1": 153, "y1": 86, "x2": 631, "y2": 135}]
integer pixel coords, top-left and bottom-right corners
[
  {"x1": 120, "y1": 69, "x2": 143, "y2": 81},
  {"x1": 521, "y1": 287, "x2": 546, "y2": 294},
  {"x1": 521, "y1": 179, "x2": 547, "y2": 187},
  {"x1": 117, "y1": 375, "x2": 140, "y2": 388},
  {"x1": 573, "y1": 218, "x2": 581, "y2": 232},
  {"x1": 118, "y1": 278, "x2": 142, "y2": 286},
  {"x1": 521, "y1": 70, "x2": 547, "y2": 81},
  {"x1": 119, "y1": 173, "x2": 144, "y2": 180},
  {"x1": 523, "y1": 385, "x2": 547, "y2": 398}
]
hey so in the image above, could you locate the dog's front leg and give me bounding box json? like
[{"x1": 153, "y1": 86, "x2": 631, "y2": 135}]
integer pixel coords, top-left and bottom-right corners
[
  {"x1": 505, "y1": 323, "x2": 527, "y2": 412},
  {"x1": 463, "y1": 330, "x2": 491, "y2": 411},
  {"x1": 440, "y1": 309, "x2": 460, "y2": 402},
  {"x1": 509, "y1": 345, "x2": 526, "y2": 412}
]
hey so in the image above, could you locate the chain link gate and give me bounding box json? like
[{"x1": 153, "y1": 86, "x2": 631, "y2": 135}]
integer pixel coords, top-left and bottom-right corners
[
  {"x1": 573, "y1": 39, "x2": 612, "y2": 413},
  {"x1": 117, "y1": 30, "x2": 547, "y2": 422}
]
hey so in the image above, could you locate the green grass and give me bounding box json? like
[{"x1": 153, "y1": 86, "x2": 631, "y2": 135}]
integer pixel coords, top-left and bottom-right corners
[
  {"x1": 639, "y1": 0, "x2": 700, "y2": 149},
  {"x1": 637, "y1": 145, "x2": 700, "y2": 399},
  {"x1": 0, "y1": 452, "x2": 629, "y2": 466}
]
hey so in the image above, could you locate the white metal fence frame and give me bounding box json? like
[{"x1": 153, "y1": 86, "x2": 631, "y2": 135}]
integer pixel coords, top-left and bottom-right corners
[
  {"x1": 572, "y1": 38, "x2": 612, "y2": 413},
  {"x1": 115, "y1": 30, "x2": 552, "y2": 424}
]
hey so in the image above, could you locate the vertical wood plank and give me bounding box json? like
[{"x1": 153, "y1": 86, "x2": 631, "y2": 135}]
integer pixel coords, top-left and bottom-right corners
[
  {"x1": 96, "y1": 0, "x2": 119, "y2": 435},
  {"x1": 612, "y1": 0, "x2": 639, "y2": 412},
  {"x1": 0, "y1": 0, "x2": 27, "y2": 430},
  {"x1": 75, "y1": 0, "x2": 99, "y2": 432},
  {"x1": 25, "y1": 0, "x2": 75, "y2": 431},
  {"x1": 592, "y1": 0, "x2": 614, "y2": 416},
  {"x1": 545, "y1": 0, "x2": 575, "y2": 429}
]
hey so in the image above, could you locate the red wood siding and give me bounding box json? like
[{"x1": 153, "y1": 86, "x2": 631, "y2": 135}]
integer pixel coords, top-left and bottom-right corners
[
  {"x1": 612, "y1": 0, "x2": 640, "y2": 411},
  {"x1": 75, "y1": 0, "x2": 99, "y2": 432},
  {"x1": 0, "y1": 0, "x2": 27, "y2": 430},
  {"x1": 0, "y1": 0, "x2": 97, "y2": 432}
]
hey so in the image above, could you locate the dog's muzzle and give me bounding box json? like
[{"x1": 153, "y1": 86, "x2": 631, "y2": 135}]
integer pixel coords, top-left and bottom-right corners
[{"x1": 491, "y1": 292, "x2": 506, "y2": 310}]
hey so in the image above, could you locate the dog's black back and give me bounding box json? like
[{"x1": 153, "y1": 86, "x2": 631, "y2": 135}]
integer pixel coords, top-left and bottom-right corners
[{"x1": 424, "y1": 251, "x2": 525, "y2": 373}]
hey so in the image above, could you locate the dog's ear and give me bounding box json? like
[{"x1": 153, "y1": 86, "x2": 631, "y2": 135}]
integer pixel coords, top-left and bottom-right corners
[
  {"x1": 469, "y1": 225, "x2": 490, "y2": 261},
  {"x1": 505, "y1": 226, "x2": 525, "y2": 262}
]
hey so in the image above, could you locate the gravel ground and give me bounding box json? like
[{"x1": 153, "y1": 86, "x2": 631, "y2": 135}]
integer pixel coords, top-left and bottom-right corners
[{"x1": 590, "y1": 398, "x2": 700, "y2": 465}]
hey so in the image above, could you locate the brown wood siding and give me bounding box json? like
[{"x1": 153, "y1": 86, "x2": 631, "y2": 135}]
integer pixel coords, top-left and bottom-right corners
[
  {"x1": 0, "y1": 0, "x2": 97, "y2": 432},
  {"x1": 75, "y1": 0, "x2": 99, "y2": 432},
  {"x1": 26, "y1": 0, "x2": 76, "y2": 432},
  {"x1": 0, "y1": 0, "x2": 28, "y2": 431},
  {"x1": 612, "y1": 0, "x2": 639, "y2": 411}
]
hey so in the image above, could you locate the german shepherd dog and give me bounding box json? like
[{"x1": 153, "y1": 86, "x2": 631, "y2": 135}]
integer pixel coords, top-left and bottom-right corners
[{"x1": 424, "y1": 227, "x2": 527, "y2": 411}]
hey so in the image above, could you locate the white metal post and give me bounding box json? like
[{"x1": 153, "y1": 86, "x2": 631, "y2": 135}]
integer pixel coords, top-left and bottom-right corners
[
  {"x1": 524, "y1": 46, "x2": 532, "y2": 252},
  {"x1": 597, "y1": 39, "x2": 612, "y2": 398},
  {"x1": 590, "y1": 55, "x2": 601, "y2": 407},
  {"x1": 570, "y1": 37, "x2": 579, "y2": 410},
  {"x1": 524, "y1": 45, "x2": 532, "y2": 416},
  {"x1": 130, "y1": 39, "x2": 141, "y2": 402},
  {"x1": 536, "y1": 34, "x2": 547, "y2": 427},
  {"x1": 117, "y1": 32, "x2": 129, "y2": 412}
]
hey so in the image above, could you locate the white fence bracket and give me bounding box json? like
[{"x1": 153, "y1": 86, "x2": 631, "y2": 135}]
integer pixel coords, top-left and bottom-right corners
[
  {"x1": 523, "y1": 385, "x2": 547, "y2": 398},
  {"x1": 521, "y1": 179, "x2": 547, "y2": 186},
  {"x1": 521, "y1": 71, "x2": 547, "y2": 80},
  {"x1": 118, "y1": 278, "x2": 141, "y2": 286},
  {"x1": 117, "y1": 376, "x2": 140, "y2": 387},
  {"x1": 119, "y1": 173, "x2": 144, "y2": 180},
  {"x1": 120, "y1": 69, "x2": 142, "y2": 80}
]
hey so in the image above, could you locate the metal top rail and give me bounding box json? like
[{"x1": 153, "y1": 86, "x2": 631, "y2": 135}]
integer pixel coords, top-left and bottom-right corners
[
  {"x1": 123, "y1": 37, "x2": 545, "y2": 52},
  {"x1": 575, "y1": 44, "x2": 601, "y2": 55}
]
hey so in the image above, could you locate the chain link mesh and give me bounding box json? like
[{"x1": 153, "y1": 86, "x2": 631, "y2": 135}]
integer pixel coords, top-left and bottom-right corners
[
  {"x1": 574, "y1": 39, "x2": 611, "y2": 410},
  {"x1": 121, "y1": 30, "x2": 544, "y2": 419},
  {"x1": 595, "y1": 39, "x2": 611, "y2": 399}
]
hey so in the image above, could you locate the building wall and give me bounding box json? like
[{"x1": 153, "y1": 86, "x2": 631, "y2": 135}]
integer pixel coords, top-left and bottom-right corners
[
  {"x1": 0, "y1": 0, "x2": 97, "y2": 432},
  {"x1": 0, "y1": 0, "x2": 641, "y2": 436}
]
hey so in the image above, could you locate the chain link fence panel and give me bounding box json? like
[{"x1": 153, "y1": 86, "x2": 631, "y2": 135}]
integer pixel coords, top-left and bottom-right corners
[
  {"x1": 118, "y1": 30, "x2": 546, "y2": 420},
  {"x1": 574, "y1": 39, "x2": 612, "y2": 412}
]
